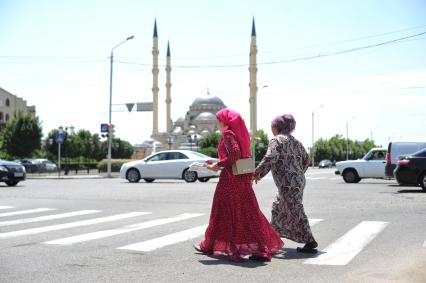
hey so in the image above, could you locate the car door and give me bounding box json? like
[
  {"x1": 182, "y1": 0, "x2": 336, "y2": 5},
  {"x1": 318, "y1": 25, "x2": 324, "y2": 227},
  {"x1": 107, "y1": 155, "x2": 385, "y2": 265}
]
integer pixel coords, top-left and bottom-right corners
[
  {"x1": 364, "y1": 150, "x2": 386, "y2": 178},
  {"x1": 163, "y1": 152, "x2": 189, "y2": 178},
  {"x1": 141, "y1": 152, "x2": 169, "y2": 178}
]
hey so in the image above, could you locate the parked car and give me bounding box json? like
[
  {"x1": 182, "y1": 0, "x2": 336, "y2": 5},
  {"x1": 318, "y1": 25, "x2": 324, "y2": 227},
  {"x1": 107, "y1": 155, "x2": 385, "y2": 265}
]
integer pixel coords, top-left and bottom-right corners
[
  {"x1": 318, "y1": 159, "x2": 333, "y2": 168},
  {"x1": 34, "y1": 159, "x2": 58, "y2": 173},
  {"x1": 120, "y1": 150, "x2": 219, "y2": 183},
  {"x1": 394, "y1": 148, "x2": 426, "y2": 190},
  {"x1": 19, "y1": 159, "x2": 39, "y2": 173},
  {"x1": 0, "y1": 159, "x2": 26, "y2": 186},
  {"x1": 385, "y1": 140, "x2": 426, "y2": 178},
  {"x1": 335, "y1": 148, "x2": 387, "y2": 183}
]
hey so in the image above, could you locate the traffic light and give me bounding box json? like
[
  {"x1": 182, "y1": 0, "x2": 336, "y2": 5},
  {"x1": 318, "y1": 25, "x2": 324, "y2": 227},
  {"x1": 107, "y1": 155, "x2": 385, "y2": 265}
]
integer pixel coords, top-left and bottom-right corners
[{"x1": 109, "y1": 124, "x2": 115, "y2": 135}]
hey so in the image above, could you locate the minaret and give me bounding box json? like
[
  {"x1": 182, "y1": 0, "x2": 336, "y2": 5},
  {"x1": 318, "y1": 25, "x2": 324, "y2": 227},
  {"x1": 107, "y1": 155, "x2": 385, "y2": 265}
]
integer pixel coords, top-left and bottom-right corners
[
  {"x1": 165, "y1": 41, "x2": 172, "y2": 133},
  {"x1": 151, "y1": 19, "x2": 160, "y2": 136},
  {"x1": 249, "y1": 18, "x2": 258, "y2": 160}
]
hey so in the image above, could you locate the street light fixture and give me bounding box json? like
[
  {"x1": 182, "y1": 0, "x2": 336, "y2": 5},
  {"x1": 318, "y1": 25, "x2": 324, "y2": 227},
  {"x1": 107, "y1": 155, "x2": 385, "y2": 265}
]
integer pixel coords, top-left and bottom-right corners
[
  {"x1": 107, "y1": 35, "x2": 135, "y2": 177},
  {"x1": 311, "y1": 105, "x2": 324, "y2": 167}
]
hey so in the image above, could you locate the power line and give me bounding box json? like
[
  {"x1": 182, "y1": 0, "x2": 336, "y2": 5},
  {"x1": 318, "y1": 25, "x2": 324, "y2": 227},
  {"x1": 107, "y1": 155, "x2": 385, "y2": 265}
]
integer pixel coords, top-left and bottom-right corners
[{"x1": 114, "y1": 31, "x2": 426, "y2": 69}]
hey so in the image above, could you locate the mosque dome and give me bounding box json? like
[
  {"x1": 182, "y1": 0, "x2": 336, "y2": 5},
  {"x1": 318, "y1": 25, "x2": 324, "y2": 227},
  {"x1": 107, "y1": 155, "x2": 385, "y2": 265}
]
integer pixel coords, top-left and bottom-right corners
[
  {"x1": 191, "y1": 95, "x2": 225, "y2": 107},
  {"x1": 194, "y1": 112, "x2": 216, "y2": 122}
]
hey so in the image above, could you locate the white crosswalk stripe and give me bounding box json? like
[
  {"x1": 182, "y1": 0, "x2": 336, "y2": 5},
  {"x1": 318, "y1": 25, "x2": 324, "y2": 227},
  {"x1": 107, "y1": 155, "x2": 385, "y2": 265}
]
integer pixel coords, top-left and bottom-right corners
[
  {"x1": 308, "y1": 218, "x2": 323, "y2": 226},
  {"x1": 44, "y1": 213, "x2": 203, "y2": 245},
  {"x1": 423, "y1": 240, "x2": 426, "y2": 248},
  {"x1": 0, "y1": 206, "x2": 14, "y2": 210},
  {"x1": 0, "y1": 208, "x2": 57, "y2": 218},
  {"x1": 0, "y1": 210, "x2": 100, "y2": 227},
  {"x1": 304, "y1": 221, "x2": 388, "y2": 266},
  {"x1": 118, "y1": 224, "x2": 208, "y2": 252},
  {"x1": 0, "y1": 212, "x2": 150, "y2": 239}
]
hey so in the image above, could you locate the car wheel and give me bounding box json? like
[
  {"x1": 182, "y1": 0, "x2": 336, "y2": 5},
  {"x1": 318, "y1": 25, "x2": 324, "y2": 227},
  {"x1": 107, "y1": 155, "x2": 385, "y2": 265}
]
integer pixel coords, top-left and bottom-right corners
[
  {"x1": 183, "y1": 169, "x2": 197, "y2": 183},
  {"x1": 144, "y1": 178, "x2": 155, "y2": 183},
  {"x1": 126, "y1": 168, "x2": 141, "y2": 183},
  {"x1": 198, "y1": 177, "x2": 210, "y2": 182},
  {"x1": 420, "y1": 172, "x2": 426, "y2": 191},
  {"x1": 342, "y1": 169, "x2": 361, "y2": 183},
  {"x1": 6, "y1": 180, "x2": 18, "y2": 187}
]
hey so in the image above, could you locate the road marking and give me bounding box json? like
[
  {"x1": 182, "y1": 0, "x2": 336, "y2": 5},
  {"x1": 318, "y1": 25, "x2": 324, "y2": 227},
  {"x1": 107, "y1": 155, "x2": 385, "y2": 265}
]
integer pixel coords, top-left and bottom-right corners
[
  {"x1": 307, "y1": 177, "x2": 326, "y2": 180},
  {"x1": 304, "y1": 221, "x2": 388, "y2": 266},
  {"x1": 0, "y1": 210, "x2": 100, "y2": 227},
  {"x1": 309, "y1": 219, "x2": 323, "y2": 226},
  {"x1": 118, "y1": 224, "x2": 208, "y2": 252},
  {"x1": 0, "y1": 208, "x2": 57, "y2": 218},
  {"x1": 328, "y1": 177, "x2": 341, "y2": 180},
  {"x1": 423, "y1": 240, "x2": 426, "y2": 248},
  {"x1": 45, "y1": 213, "x2": 204, "y2": 245},
  {"x1": 0, "y1": 206, "x2": 14, "y2": 210},
  {"x1": 0, "y1": 212, "x2": 150, "y2": 239}
]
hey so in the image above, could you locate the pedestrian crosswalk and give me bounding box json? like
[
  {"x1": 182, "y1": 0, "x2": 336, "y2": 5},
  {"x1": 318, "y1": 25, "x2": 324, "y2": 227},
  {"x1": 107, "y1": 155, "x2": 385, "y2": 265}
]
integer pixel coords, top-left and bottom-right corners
[{"x1": 0, "y1": 204, "x2": 421, "y2": 266}]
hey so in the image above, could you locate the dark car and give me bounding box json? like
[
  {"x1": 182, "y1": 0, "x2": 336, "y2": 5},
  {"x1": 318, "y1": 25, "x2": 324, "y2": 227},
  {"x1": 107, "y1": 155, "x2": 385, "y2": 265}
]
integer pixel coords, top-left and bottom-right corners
[
  {"x1": 20, "y1": 159, "x2": 39, "y2": 173},
  {"x1": 0, "y1": 159, "x2": 26, "y2": 186},
  {"x1": 318, "y1": 159, "x2": 333, "y2": 168},
  {"x1": 394, "y1": 148, "x2": 426, "y2": 190}
]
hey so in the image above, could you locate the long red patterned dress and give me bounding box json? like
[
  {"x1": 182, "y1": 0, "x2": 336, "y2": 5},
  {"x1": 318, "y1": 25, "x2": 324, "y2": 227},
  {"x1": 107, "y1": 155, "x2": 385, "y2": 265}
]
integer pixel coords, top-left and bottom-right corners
[{"x1": 198, "y1": 130, "x2": 284, "y2": 261}]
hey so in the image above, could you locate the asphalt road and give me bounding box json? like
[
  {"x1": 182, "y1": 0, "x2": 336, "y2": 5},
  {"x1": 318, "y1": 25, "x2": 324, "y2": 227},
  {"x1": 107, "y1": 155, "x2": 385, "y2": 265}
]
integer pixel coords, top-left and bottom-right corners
[{"x1": 0, "y1": 168, "x2": 425, "y2": 283}]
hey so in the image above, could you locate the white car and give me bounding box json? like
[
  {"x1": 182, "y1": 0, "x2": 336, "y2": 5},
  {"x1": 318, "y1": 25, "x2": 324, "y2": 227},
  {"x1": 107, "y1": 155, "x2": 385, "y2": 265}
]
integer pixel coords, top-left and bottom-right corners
[
  {"x1": 120, "y1": 150, "x2": 219, "y2": 183},
  {"x1": 335, "y1": 148, "x2": 387, "y2": 183}
]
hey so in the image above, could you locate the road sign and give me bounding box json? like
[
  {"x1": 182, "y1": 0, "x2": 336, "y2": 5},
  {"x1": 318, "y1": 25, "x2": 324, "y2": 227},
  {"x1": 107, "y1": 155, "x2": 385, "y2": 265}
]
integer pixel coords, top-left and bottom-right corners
[
  {"x1": 101, "y1": 123, "x2": 110, "y2": 133},
  {"x1": 126, "y1": 103, "x2": 135, "y2": 112},
  {"x1": 55, "y1": 132, "x2": 64, "y2": 144},
  {"x1": 137, "y1": 102, "x2": 153, "y2": 111}
]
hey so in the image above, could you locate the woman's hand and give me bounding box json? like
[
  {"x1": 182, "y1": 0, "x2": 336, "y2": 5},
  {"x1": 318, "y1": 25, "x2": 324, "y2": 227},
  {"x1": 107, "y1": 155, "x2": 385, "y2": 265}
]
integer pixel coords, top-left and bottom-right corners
[
  {"x1": 207, "y1": 163, "x2": 221, "y2": 172},
  {"x1": 252, "y1": 174, "x2": 260, "y2": 185}
]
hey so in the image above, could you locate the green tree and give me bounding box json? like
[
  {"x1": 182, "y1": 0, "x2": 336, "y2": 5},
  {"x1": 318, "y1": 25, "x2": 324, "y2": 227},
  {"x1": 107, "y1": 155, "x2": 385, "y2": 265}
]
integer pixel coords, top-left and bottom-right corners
[
  {"x1": 198, "y1": 133, "x2": 220, "y2": 158},
  {"x1": 110, "y1": 138, "x2": 134, "y2": 159},
  {"x1": 254, "y1": 129, "x2": 269, "y2": 165},
  {"x1": 0, "y1": 112, "x2": 42, "y2": 159},
  {"x1": 313, "y1": 134, "x2": 379, "y2": 164}
]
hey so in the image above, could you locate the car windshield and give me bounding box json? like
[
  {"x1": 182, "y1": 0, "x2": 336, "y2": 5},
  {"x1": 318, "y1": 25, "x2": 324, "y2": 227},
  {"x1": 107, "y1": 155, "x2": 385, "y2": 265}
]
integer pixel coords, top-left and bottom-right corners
[{"x1": 413, "y1": 148, "x2": 426, "y2": 157}]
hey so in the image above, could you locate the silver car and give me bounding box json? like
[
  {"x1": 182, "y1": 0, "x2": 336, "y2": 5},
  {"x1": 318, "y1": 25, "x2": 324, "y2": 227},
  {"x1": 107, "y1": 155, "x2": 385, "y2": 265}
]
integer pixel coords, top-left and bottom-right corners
[{"x1": 120, "y1": 150, "x2": 219, "y2": 183}]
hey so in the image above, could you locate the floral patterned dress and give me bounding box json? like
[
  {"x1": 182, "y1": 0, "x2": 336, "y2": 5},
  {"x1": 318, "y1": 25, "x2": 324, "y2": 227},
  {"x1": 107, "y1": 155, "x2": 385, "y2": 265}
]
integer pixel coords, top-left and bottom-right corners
[
  {"x1": 255, "y1": 134, "x2": 316, "y2": 244},
  {"x1": 198, "y1": 130, "x2": 284, "y2": 261}
]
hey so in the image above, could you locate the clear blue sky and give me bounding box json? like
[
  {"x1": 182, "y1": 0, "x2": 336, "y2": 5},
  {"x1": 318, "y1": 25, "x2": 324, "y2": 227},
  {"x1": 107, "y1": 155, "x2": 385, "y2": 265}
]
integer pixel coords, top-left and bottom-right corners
[{"x1": 1, "y1": 0, "x2": 425, "y2": 148}]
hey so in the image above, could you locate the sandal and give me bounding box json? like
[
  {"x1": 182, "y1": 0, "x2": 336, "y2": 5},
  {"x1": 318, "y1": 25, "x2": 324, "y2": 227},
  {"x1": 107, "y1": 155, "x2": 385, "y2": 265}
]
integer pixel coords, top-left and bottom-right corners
[
  {"x1": 193, "y1": 244, "x2": 213, "y2": 255},
  {"x1": 296, "y1": 241, "x2": 318, "y2": 254}
]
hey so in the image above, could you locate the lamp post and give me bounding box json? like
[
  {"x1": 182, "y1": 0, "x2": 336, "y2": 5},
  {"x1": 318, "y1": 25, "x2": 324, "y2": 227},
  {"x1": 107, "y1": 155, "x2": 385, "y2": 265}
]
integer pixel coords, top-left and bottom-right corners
[
  {"x1": 107, "y1": 35, "x2": 135, "y2": 178},
  {"x1": 311, "y1": 105, "x2": 324, "y2": 167},
  {"x1": 346, "y1": 117, "x2": 356, "y2": 160},
  {"x1": 251, "y1": 85, "x2": 268, "y2": 167}
]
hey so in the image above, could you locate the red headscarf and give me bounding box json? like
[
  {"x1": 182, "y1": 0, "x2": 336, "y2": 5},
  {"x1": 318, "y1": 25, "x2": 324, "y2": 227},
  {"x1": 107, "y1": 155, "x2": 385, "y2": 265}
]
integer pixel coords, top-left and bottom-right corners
[{"x1": 216, "y1": 108, "x2": 251, "y2": 159}]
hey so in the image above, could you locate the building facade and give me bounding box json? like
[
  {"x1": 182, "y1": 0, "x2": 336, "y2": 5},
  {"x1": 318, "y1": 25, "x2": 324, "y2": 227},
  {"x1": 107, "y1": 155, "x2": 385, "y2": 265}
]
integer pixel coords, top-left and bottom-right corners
[{"x1": 0, "y1": 87, "x2": 35, "y2": 131}]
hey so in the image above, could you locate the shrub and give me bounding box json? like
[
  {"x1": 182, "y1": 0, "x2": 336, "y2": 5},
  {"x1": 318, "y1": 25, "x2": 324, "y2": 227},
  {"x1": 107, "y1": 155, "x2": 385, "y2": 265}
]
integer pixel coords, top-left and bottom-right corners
[{"x1": 97, "y1": 159, "x2": 132, "y2": 172}]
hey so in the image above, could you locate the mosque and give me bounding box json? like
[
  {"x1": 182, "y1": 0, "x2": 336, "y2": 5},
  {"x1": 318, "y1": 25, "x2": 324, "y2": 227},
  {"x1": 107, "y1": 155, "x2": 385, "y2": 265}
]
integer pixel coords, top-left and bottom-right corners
[{"x1": 133, "y1": 19, "x2": 257, "y2": 159}]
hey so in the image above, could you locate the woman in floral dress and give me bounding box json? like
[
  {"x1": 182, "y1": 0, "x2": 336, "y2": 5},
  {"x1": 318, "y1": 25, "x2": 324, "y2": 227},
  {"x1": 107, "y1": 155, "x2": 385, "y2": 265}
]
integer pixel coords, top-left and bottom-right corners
[
  {"x1": 195, "y1": 108, "x2": 283, "y2": 261},
  {"x1": 254, "y1": 114, "x2": 318, "y2": 253}
]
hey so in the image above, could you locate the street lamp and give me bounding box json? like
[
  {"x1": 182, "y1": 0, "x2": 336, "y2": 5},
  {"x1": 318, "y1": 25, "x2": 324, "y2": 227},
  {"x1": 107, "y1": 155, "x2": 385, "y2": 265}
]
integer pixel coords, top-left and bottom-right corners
[
  {"x1": 107, "y1": 35, "x2": 135, "y2": 178},
  {"x1": 251, "y1": 84, "x2": 268, "y2": 167},
  {"x1": 346, "y1": 117, "x2": 356, "y2": 160},
  {"x1": 311, "y1": 105, "x2": 324, "y2": 167}
]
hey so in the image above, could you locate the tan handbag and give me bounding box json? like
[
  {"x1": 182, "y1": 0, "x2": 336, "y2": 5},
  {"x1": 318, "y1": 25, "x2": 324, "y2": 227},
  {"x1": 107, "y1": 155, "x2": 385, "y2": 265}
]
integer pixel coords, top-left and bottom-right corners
[{"x1": 232, "y1": 158, "x2": 255, "y2": 175}]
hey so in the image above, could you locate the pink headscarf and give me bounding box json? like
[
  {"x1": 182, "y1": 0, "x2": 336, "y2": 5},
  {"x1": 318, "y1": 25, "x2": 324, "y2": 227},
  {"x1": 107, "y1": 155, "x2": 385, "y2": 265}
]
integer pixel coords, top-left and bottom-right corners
[{"x1": 216, "y1": 108, "x2": 251, "y2": 159}]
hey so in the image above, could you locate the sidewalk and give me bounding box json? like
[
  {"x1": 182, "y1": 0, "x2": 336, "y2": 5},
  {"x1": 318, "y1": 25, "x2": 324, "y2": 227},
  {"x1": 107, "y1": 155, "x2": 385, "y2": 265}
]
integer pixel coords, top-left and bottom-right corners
[{"x1": 26, "y1": 170, "x2": 120, "y2": 179}]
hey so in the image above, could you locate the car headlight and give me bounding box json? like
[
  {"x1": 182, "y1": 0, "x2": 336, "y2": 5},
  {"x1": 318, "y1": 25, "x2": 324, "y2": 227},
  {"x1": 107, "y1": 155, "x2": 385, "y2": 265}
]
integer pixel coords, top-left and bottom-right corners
[
  {"x1": 21, "y1": 166, "x2": 26, "y2": 173},
  {"x1": 0, "y1": 166, "x2": 8, "y2": 172}
]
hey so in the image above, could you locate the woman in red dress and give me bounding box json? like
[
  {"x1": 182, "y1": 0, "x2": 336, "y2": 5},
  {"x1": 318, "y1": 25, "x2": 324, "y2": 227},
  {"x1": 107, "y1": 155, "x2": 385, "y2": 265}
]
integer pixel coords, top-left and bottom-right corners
[{"x1": 195, "y1": 108, "x2": 284, "y2": 262}]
